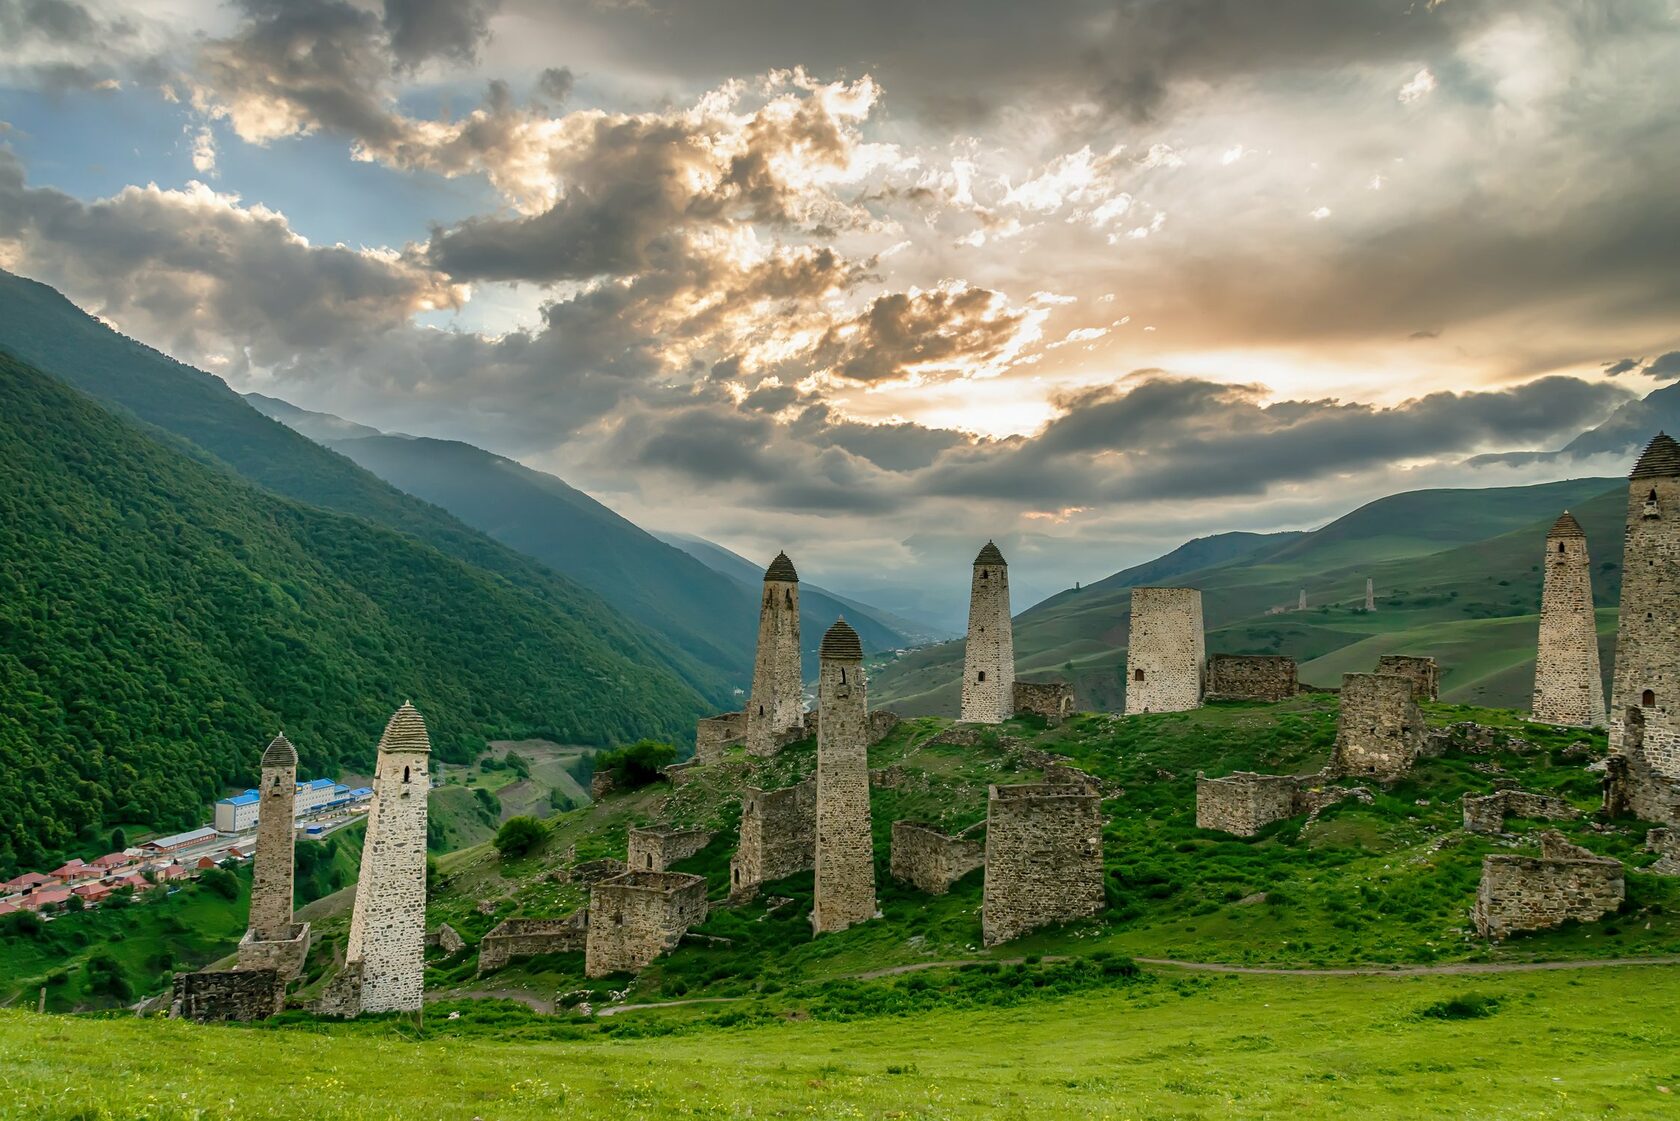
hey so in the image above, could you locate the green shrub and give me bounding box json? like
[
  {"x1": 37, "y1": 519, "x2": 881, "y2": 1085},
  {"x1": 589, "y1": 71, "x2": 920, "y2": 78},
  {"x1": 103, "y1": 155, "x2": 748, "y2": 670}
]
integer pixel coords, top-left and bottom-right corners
[
  {"x1": 596, "y1": 740, "x2": 678, "y2": 789},
  {"x1": 1418, "y1": 992, "x2": 1501, "y2": 1020},
  {"x1": 494, "y1": 816, "x2": 549, "y2": 859}
]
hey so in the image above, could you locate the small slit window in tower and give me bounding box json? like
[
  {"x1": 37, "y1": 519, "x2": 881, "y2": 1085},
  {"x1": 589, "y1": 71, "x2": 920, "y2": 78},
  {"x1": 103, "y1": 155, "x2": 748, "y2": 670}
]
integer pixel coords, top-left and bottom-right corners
[
  {"x1": 403, "y1": 766, "x2": 410, "y2": 783},
  {"x1": 1558, "y1": 542, "x2": 1566, "y2": 553},
  {"x1": 645, "y1": 854, "x2": 653, "y2": 869},
  {"x1": 839, "y1": 668, "x2": 847, "y2": 685},
  {"x1": 977, "y1": 671, "x2": 986, "y2": 682},
  {"x1": 785, "y1": 590, "x2": 792, "y2": 607},
  {"x1": 758, "y1": 704, "x2": 765, "y2": 716},
  {"x1": 1134, "y1": 668, "x2": 1145, "y2": 683},
  {"x1": 1643, "y1": 689, "x2": 1656, "y2": 707},
  {"x1": 614, "y1": 912, "x2": 624, "y2": 926}
]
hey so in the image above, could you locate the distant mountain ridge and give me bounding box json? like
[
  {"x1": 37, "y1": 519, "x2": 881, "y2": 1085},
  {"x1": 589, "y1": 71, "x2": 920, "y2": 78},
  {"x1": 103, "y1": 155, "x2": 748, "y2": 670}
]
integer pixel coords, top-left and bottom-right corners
[{"x1": 1470, "y1": 381, "x2": 1680, "y2": 468}]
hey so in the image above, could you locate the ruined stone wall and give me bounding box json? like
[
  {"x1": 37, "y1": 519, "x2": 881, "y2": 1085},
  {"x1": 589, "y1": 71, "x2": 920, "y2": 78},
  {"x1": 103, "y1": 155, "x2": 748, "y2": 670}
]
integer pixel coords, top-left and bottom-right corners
[
  {"x1": 729, "y1": 778, "x2": 815, "y2": 896},
  {"x1": 812, "y1": 630, "x2": 877, "y2": 933},
  {"x1": 427, "y1": 923, "x2": 465, "y2": 954},
  {"x1": 1533, "y1": 518, "x2": 1606, "y2": 727},
  {"x1": 981, "y1": 783, "x2": 1105, "y2": 946},
  {"x1": 1376, "y1": 656, "x2": 1440, "y2": 702},
  {"x1": 237, "y1": 923, "x2": 310, "y2": 979},
  {"x1": 313, "y1": 961, "x2": 363, "y2": 1018},
  {"x1": 890, "y1": 821, "x2": 985, "y2": 895},
  {"x1": 960, "y1": 553, "x2": 1015, "y2": 724},
  {"x1": 171, "y1": 969, "x2": 285, "y2": 1022},
  {"x1": 695, "y1": 712, "x2": 747, "y2": 764},
  {"x1": 1472, "y1": 851, "x2": 1623, "y2": 939},
  {"x1": 584, "y1": 871, "x2": 708, "y2": 977},
  {"x1": 628, "y1": 826, "x2": 713, "y2": 872},
  {"x1": 1333, "y1": 673, "x2": 1425, "y2": 781},
  {"x1": 1461, "y1": 789, "x2": 1580, "y2": 834},
  {"x1": 1195, "y1": 772, "x2": 1299, "y2": 836},
  {"x1": 1205, "y1": 655, "x2": 1298, "y2": 703},
  {"x1": 478, "y1": 914, "x2": 588, "y2": 974},
  {"x1": 249, "y1": 740, "x2": 297, "y2": 942},
  {"x1": 1124, "y1": 588, "x2": 1205, "y2": 714},
  {"x1": 1012, "y1": 680, "x2": 1075, "y2": 724},
  {"x1": 747, "y1": 573, "x2": 804, "y2": 756},
  {"x1": 1646, "y1": 827, "x2": 1680, "y2": 874},
  {"x1": 343, "y1": 704, "x2": 430, "y2": 1015}
]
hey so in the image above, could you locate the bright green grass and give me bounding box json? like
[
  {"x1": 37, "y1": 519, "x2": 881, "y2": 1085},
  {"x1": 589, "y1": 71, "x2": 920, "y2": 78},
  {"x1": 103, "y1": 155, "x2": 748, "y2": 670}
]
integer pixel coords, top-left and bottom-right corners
[{"x1": 4, "y1": 965, "x2": 1679, "y2": 1119}]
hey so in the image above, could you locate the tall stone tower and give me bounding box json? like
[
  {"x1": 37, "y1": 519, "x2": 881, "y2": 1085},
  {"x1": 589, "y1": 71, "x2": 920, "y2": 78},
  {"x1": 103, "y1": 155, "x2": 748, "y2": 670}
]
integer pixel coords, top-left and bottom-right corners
[
  {"x1": 811, "y1": 619, "x2": 877, "y2": 934},
  {"x1": 747, "y1": 551, "x2": 804, "y2": 756},
  {"x1": 1608, "y1": 434, "x2": 1680, "y2": 823},
  {"x1": 960, "y1": 541, "x2": 1014, "y2": 724},
  {"x1": 1365, "y1": 579, "x2": 1375, "y2": 612},
  {"x1": 344, "y1": 702, "x2": 430, "y2": 1013},
  {"x1": 1125, "y1": 587, "x2": 1206, "y2": 714},
  {"x1": 237, "y1": 733, "x2": 311, "y2": 978},
  {"x1": 1532, "y1": 512, "x2": 1606, "y2": 727},
  {"x1": 1298, "y1": 589, "x2": 1307, "y2": 611}
]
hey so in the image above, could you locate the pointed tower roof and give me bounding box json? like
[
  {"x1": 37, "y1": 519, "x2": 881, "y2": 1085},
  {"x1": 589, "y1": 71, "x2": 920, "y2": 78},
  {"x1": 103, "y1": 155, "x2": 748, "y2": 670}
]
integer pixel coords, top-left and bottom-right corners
[
  {"x1": 974, "y1": 540, "x2": 1006, "y2": 566},
  {"x1": 1547, "y1": 511, "x2": 1586, "y2": 539},
  {"x1": 261, "y1": 732, "x2": 297, "y2": 768},
  {"x1": 377, "y1": 701, "x2": 431, "y2": 754},
  {"x1": 763, "y1": 551, "x2": 799, "y2": 582},
  {"x1": 819, "y1": 617, "x2": 863, "y2": 661},
  {"x1": 1631, "y1": 432, "x2": 1680, "y2": 479}
]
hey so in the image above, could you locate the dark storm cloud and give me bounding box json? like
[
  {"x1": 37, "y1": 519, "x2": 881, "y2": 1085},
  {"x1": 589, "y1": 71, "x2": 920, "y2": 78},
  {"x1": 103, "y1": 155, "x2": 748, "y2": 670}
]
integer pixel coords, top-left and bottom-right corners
[
  {"x1": 0, "y1": 0, "x2": 144, "y2": 90},
  {"x1": 808, "y1": 285, "x2": 1032, "y2": 385},
  {"x1": 383, "y1": 0, "x2": 499, "y2": 68},
  {"x1": 536, "y1": 66, "x2": 574, "y2": 103},
  {"x1": 1605, "y1": 352, "x2": 1680, "y2": 380}
]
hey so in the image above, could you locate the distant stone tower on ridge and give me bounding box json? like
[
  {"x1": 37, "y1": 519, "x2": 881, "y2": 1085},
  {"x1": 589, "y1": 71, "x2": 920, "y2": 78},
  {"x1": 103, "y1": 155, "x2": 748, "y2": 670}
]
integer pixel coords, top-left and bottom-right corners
[
  {"x1": 1365, "y1": 579, "x2": 1376, "y2": 612},
  {"x1": 747, "y1": 551, "x2": 804, "y2": 756},
  {"x1": 342, "y1": 702, "x2": 431, "y2": 1013},
  {"x1": 811, "y1": 619, "x2": 877, "y2": 934},
  {"x1": 237, "y1": 732, "x2": 310, "y2": 978},
  {"x1": 1532, "y1": 512, "x2": 1606, "y2": 728},
  {"x1": 1607, "y1": 435, "x2": 1680, "y2": 823},
  {"x1": 1298, "y1": 589, "x2": 1308, "y2": 611},
  {"x1": 960, "y1": 541, "x2": 1014, "y2": 724},
  {"x1": 1125, "y1": 587, "x2": 1206, "y2": 714}
]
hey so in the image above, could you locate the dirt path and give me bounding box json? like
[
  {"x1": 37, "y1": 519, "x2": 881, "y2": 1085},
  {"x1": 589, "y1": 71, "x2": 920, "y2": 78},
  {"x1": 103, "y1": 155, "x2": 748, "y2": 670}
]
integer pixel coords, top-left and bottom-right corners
[{"x1": 431, "y1": 989, "x2": 554, "y2": 1013}]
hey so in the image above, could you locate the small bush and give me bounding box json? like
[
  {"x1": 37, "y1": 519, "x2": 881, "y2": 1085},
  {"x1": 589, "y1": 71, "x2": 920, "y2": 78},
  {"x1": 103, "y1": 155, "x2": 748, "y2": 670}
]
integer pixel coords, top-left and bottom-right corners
[
  {"x1": 596, "y1": 740, "x2": 679, "y2": 789},
  {"x1": 1418, "y1": 992, "x2": 1501, "y2": 1021},
  {"x1": 494, "y1": 816, "x2": 549, "y2": 859}
]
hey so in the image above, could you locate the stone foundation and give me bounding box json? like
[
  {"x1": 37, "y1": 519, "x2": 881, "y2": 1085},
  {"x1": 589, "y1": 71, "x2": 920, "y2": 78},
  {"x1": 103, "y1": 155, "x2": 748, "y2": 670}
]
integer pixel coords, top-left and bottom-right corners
[
  {"x1": 1376, "y1": 655, "x2": 1440, "y2": 701},
  {"x1": 1461, "y1": 790, "x2": 1580, "y2": 834},
  {"x1": 1195, "y1": 772, "x2": 1299, "y2": 836},
  {"x1": 695, "y1": 712, "x2": 747, "y2": 764},
  {"x1": 890, "y1": 821, "x2": 985, "y2": 895},
  {"x1": 1012, "y1": 680, "x2": 1076, "y2": 724},
  {"x1": 730, "y1": 778, "x2": 816, "y2": 898},
  {"x1": 1205, "y1": 655, "x2": 1298, "y2": 702},
  {"x1": 478, "y1": 913, "x2": 589, "y2": 974},
  {"x1": 171, "y1": 968, "x2": 285, "y2": 1022},
  {"x1": 1333, "y1": 673, "x2": 1425, "y2": 781},
  {"x1": 628, "y1": 826, "x2": 714, "y2": 872},
  {"x1": 236, "y1": 921, "x2": 311, "y2": 980},
  {"x1": 1472, "y1": 836, "x2": 1623, "y2": 939},
  {"x1": 981, "y1": 783, "x2": 1105, "y2": 946},
  {"x1": 584, "y1": 871, "x2": 708, "y2": 977}
]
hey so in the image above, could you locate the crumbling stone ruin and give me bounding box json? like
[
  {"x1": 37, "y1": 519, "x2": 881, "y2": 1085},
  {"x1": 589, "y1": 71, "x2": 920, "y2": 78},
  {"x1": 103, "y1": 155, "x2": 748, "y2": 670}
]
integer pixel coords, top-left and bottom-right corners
[
  {"x1": 171, "y1": 968, "x2": 285, "y2": 1023},
  {"x1": 1646, "y1": 827, "x2": 1680, "y2": 874},
  {"x1": 811, "y1": 619, "x2": 877, "y2": 934},
  {"x1": 747, "y1": 552, "x2": 805, "y2": 756},
  {"x1": 628, "y1": 825, "x2": 713, "y2": 872},
  {"x1": 981, "y1": 782, "x2": 1105, "y2": 946},
  {"x1": 584, "y1": 871, "x2": 707, "y2": 977},
  {"x1": 590, "y1": 770, "x2": 615, "y2": 799},
  {"x1": 1532, "y1": 511, "x2": 1607, "y2": 727},
  {"x1": 961, "y1": 541, "x2": 1015, "y2": 724},
  {"x1": 1472, "y1": 831, "x2": 1624, "y2": 939},
  {"x1": 1376, "y1": 655, "x2": 1440, "y2": 702},
  {"x1": 1332, "y1": 673, "x2": 1425, "y2": 781},
  {"x1": 890, "y1": 821, "x2": 985, "y2": 894},
  {"x1": 1607, "y1": 434, "x2": 1680, "y2": 825},
  {"x1": 426, "y1": 923, "x2": 465, "y2": 954},
  {"x1": 1195, "y1": 772, "x2": 1300, "y2": 836},
  {"x1": 1461, "y1": 789, "x2": 1580, "y2": 834},
  {"x1": 1012, "y1": 680, "x2": 1075, "y2": 724},
  {"x1": 729, "y1": 777, "x2": 815, "y2": 898},
  {"x1": 335, "y1": 702, "x2": 431, "y2": 1015},
  {"x1": 1205, "y1": 655, "x2": 1298, "y2": 702},
  {"x1": 238, "y1": 733, "x2": 311, "y2": 979},
  {"x1": 478, "y1": 913, "x2": 588, "y2": 974},
  {"x1": 694, "y1": 712, "x2": 747, "y2": 763},
  {"x1": 1124, "y1": 587, "x2": 1205, "y2": 714}
]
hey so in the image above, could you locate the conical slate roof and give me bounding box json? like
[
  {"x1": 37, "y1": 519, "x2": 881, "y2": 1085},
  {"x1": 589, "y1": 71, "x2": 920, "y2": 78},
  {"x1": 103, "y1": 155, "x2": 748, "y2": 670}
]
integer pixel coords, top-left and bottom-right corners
[
  {"x1": 763, "y1": 551, "x2": 799, "y2": 582},
  {"x1": 1547, "y1": 511, "x2": 1586, "y2": 539},
  {"x1": 1631, "y1": 433, "x2": 1680, "y2": 479},
  {"x1": 261, "y1": 732, "x2": 297, "y2": 768},
  {"x1": 974, "y1": 540, "x2": 1007, "y2": 565},
  {"x1": 819, "y1": 617, "x2": 863, "y2": 661},
  {"x1": 377, "y1": 701, "x2": 431, "y2": 754}
]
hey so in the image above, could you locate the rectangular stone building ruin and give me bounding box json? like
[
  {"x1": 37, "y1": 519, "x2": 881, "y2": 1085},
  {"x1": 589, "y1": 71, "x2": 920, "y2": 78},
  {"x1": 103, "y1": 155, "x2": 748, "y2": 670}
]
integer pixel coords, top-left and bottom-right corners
[
  {"x1": 981, "y1": 783, "x2": 1105, "y2": 946},
  {"x1": 1332, "y1": 673, "x2": 1425, "y2": 781},
  {"x1": 1461, "y1": 789, "x2": 1580, "y2": 834},
  {"x1": 1646, "y1": 827, "x2": 1680, "y2": 875},
  {"x1": 730, "y1": 778, "x2": 815, "y2": 898},
  {"x1": 1375, "y1": 655, "x2": 1440, "y2": 702},
  {"x1": 477, "y1": 913, "x2": 588, "y2": 974},
  {"x1": 890, "y1": 821, "x2": 985, "y2": 895},
  {"x1": 1195, "y1": 771, "x2": 1300, "y2": 836},
  {"x1": 584, "y1": 871, "x2": 708, "y2": 977},
  {"x1": 628, "y1": 826, "x2": 714, "y2": 873},
  {"x1": 694, "y1": 712, "x2": 747, "y2": 763},
  {"x1": 1205, "y1": 655, "x2": 1298, "y2": 703},
  {"x1": 1472, "y1": 832, "x2": 1623, "y2": 939},
  {"x1": 170, "y1": 968, "x2": 285, "y2": 1023},
  {"x1": 1012, "y1": 680, "x2": 1076, "y2": 724},
  {"x1": 1124, "y1": 588, "x2": 1205, "y2": 714}
]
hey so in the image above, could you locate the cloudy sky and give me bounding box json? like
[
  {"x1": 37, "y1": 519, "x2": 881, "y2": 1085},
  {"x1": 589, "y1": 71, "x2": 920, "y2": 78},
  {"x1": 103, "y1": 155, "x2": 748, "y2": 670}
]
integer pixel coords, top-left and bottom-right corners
[{"x1": 3, "y1": 0, "x2": 1678, "y2": 619}]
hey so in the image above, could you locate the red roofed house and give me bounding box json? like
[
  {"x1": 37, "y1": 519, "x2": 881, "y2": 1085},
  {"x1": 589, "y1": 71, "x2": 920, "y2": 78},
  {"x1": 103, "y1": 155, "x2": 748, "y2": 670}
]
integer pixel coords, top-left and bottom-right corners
[
  {"x1": 157, "y1": 864, "x2": 192, "y2": 882},
  {"x1": 195, "y1": 856, "x2": 218, "y2": 871},
  {"x1": 22, "y1": 887, "x2": 72, "y2": 912},
  {"x1": 73, "y1": 883, "x2": 113, "y2": 904},
  {"x1": 93, "y1": 852, "x2": 133, "y2": 872},
  {"x1": 3, "y1": 872, "x2": 52, "y2": 896},
  {"x1": 112, "y1": 872, "x2": 150, "y2": 891},
  {"x1": 48, "y1": 860, "x2": 91, "y2": 884},
  {"x1": 0, "y1": 900, "x2": 18, "y2": 916}
]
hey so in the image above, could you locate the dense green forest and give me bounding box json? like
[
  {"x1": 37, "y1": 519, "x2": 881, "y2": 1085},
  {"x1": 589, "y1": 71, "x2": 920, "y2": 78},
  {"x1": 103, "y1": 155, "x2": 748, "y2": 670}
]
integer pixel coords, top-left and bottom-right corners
[{"x1": 0, "y1": 352, "x2": 708, "y2": 878}]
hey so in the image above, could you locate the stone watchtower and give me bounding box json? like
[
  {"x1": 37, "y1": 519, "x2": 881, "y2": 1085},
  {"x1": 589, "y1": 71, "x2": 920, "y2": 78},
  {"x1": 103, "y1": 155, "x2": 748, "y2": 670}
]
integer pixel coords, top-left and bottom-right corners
[
  {"x1": 1124, "y1": 587, "x2": 1206, "y2": 714},
  {"x1": 236, "y1": 733, "x2": 311, "y2": 978},
  {"x1": 747, "y1": 551, "x2": 804, "y2": 756},
  {"x1": 811, "y1": 619, "x2": 877, "y2": 934},
  {"x1": 343, "y1": 702, "x2": 431, "y2": 1014},
  {"x1": 960, "y1": 541, "x2": 1015, "y2": 724},
  {"x1": 1608, "y1": 434, "x2": 1680, "y2": 823},
  {"x1": 1532, "y1": 512, "x2": 1606, "y2": 727}
]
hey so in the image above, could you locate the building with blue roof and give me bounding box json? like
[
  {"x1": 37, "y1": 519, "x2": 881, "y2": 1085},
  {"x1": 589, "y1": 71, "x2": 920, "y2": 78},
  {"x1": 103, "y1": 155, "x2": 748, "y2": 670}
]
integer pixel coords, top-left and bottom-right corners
[{"x1": 214, "y1": 775, "x2": 344, "y2": 833}]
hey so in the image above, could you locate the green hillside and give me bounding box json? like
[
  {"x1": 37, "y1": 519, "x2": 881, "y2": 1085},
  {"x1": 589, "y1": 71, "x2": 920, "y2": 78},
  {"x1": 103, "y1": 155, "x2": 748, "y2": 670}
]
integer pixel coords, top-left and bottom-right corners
[
  {"x1": 0, "y1": 353, "x2": 707, "y2": 877},
  {"x1": 873, "y1": 477, "x2": 1622, "y2": 714}
]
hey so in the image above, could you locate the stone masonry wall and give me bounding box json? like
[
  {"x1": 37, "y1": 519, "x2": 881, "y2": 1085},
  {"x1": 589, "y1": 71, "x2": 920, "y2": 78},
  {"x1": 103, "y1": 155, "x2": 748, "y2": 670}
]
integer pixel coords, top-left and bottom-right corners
[
  {"x1": 1125, "y1": 588, "x2": 1205, "y2": 714},
  {"x1": 1195, "y1": 771, "x2": 1299, "y2": 836},
  {"x1": 249, "y1": 741, "x2": 297, "y2": 943},
  {"x1": 812, "y1": 629, "x2": 877, "y2": 934},
  {"x1": 730, "y1": 778, "x2": 816, "y2": 897},
  {"x1": 981, "y1": 783, "x2": 1105, "y2": 946},
  {"x1": 1461, "y1": 789, "x2": 1580, "y2": 834},
  {"x1": 747, "y1": 574, "x2": 804, "y2": 756},
  {"x1": 1013, "y1": 680, "x2": 1075, "y2": 724},
  {"x1": 1472, "y1": 846, "x2": 1623, "y2": 939},
  {"x1": 1333, "y1": 673, "x2": 1425, "y2": 781},
  {"x1": 890, "y1": 821, "x2": 985, "y2": 895},
  {"x1": 628, "y1": 826, "x2": 714, "y2": 872},
  {"x1": 171, "y1": 968, "x2": 285, "y2": 1022},
  {"x1": 237, "y1": 922, "x2": 310, "y2": 979},
  {"x1": 961, "y1": 551, "x2": 1014, "y2": 724},
  {"x1": 1533, "y1": 517, "x2": 1606, "y2": 727},
  {"x1": 1376, "y1": 656, "x2": 1440, "y2": 702},
  {"x1": 1205, "y1": 655, "x2": 1298, "y2": 703},
  {"x1": 1646, "y1": 827, "x2": 1680, "y2": 874},
  {"x1": 584, "y1": 871, "x2": 708, "y2": 977},
  {"x1": 478, "y1": 914, "x2": 588, "y2": 974},
  {"x1": 695, "y1": 712, "x2": 747, "y2": 764}
]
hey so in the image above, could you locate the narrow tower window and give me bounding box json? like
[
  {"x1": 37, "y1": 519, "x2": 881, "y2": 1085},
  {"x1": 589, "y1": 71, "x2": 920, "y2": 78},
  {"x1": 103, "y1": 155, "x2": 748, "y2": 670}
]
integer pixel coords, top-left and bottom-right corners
[
  {"x1": 403, "y1": 766, "x2": 410, "y2": 783},
  {"x1": 1643, "y1": 689, "x2": 1656, "y2": 707},
  {"x1": 1558, "y1": 542, "x2": 1566, "y2": 553},
  {"x1": 977, "y1": 671, "x2": 986, "y2": 682},
  {"x1": 1134, "y1": 668, "x2": 1145, "y2": 683}
]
